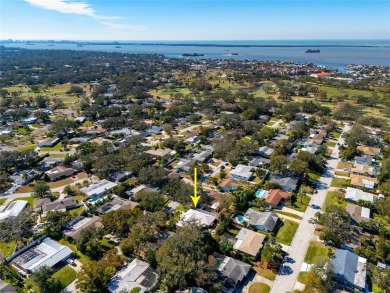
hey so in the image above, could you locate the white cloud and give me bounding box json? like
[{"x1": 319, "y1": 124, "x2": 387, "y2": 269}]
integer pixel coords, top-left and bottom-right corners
[
  {"x1": 101, "y1": 22, "x2": 147, "y2": 31},
  {"x1": 25, "y1": 0, "x2": 120, "y2": 19}
]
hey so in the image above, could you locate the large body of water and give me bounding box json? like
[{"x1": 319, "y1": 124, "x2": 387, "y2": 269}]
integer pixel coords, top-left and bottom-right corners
[{"x1": 2, "y1": 40, "x2": 390, "y2": 68}]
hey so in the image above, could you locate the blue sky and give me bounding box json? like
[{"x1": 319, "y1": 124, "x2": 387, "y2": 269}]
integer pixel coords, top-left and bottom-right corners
[{"x1": 1, "y1": 0, "x2": 389, "y2": 40}]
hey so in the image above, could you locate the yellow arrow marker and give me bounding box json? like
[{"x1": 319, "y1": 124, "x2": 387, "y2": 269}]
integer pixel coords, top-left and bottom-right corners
[{"x1": 191, "y1": 167, "x2": 201, "y2": 208}]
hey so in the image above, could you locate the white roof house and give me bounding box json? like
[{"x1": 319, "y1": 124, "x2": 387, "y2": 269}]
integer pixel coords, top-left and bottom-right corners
[
  {"x1": 108, "y1": 259, "x2": 158, "y2": 293},
  {"x1": 229, "y1": 165, "x2": 253, "y2": 181},
  {"x1": 345, "y1": 187, "x2": 374, "y2": 203},
  {"x1": 80, "y1": 179, "x2": 118, "y2": 197},
  {"x1": 0, "y1": 200, "x2": 28, "y2": 221},
  {"x1": 11, "y1": 237, "x2": 72, "y2": 273},
  {"x1": 177, "y1": 209, "x2": 217, "y2": 227}
]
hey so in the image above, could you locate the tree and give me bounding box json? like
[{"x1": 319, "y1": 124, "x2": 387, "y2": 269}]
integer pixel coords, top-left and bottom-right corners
[
  {"x1": 138, "y1": 166, "x2": 167, "y2": 186},
  {"x1": 134, "y1": 191, "x2": 166, "y2": 212},
  {"x1": 76, "y1": 260, "x2": 116, "y2": 293},
  {"x1": 260, "y1": 243, "x2": 284, "y2": 270},
  {"x1": 76, "y1": 228, "x2": 104, "y2": 260},
  {"x1": 32, "y1": 180, "x2": 51, "y2": 198},
  {"x1": 270, "y1": 154, "x2": 288, "y2": 173},
  {"x1": 30, "y1": 266, "x2": 62, "y2": 293},
  {"x1": 371, "y1": 268, "x2": 390, "y2": 293},
  {"x1": 289, "y1": 159, "x2": 308, "y2": 175},
  {"x1": 303, "y1": 257, "x2": 333, "y2": 293},
  {"x1": 102, "y1": 209, "x2": 140, "y2": 238},
  {"x1": 316, "y1": 205, "x2": 351, "y2": 247},
  {"x1": 67, "y1": 85, "x2": 84, "y2": 95},
  {"x1": 156, "y1": 225, "x2": 217, "y2": 290},
  {"x1": 50, "y1": 118, "x2": 76, "y2": 136}
]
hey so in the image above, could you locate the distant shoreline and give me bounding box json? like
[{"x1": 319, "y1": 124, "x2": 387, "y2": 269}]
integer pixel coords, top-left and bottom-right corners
[{"x1": 1, "y1": 41, "x2": 390, "y2": 48}]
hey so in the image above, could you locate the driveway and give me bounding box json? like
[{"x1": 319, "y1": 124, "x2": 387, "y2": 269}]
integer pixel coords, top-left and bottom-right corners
[{"x1": 270, "y1": 124, "x2": 350, "y2": 293}]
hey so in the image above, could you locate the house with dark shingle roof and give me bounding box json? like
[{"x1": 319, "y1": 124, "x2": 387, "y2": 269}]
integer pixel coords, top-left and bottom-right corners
[
  {"x1": 217, "y1": 256, "x2": 252, "y2": 293},
  {"x1": 331, "y1": 249, "x2": 367, "y2": 292}
]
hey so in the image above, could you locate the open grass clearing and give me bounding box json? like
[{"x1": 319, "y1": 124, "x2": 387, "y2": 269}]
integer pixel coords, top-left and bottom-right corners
[
  {"x1": 52, "y1": 265, "x2": 77, "y2": 289},
  {"x1": 249, "y1": 283, "x2": 270, "y2": 293},
  {"x1": 324, "y1": 191, "x2": 347, "y2": 210},
  {"x1": 304, "y1": 241, "x2": 330, "y2": 264},
  {"x1": 330, "y1": 178, "x2": 350, "y2": 188},
  {"x1": 289, "y1": 195, "x2": 311, "y2": 213},
  {"x1": 275, "y1": 219, "x2": 299, "y2": 245},
  {"x1": 253, "y1": 266, "x2": 276, "y2": 280},
  {"x1": 0, "y1": 240, "x2": 16, "y2": 257}
]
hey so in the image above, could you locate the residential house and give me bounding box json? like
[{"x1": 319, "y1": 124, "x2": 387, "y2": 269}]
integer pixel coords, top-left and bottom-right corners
[
  {"x1": 249, "y1": 157, "x2": 270, "y2": 168},
  {"x1": 0, "y1": 200, "x2": 28, "y2": 222},
  {"x1": 192, "y1": 150, "x2": 213, "y2": 163},
  {"x1": 256, "y1": 146, "x2": 275, "y2": 157},
  {"x1": 110, "y1": 170, "x2": 132, "y2": 183},
  {"x1": 10, "y1": 170, "x2": 39, "y2": 186},
  {"x1": 95, "y1": 197, "x2": 139, "y2": 215},
  {"x1": 79, "y1": 179, "x2": 118, "y2": 198},
  {"x1": 300, "y1": 145, "x2": 318, "y2": 154},
  {"x1": 357, "y1": 145, "x2": 381, "y2": 157},
  {"x1": 176, "y1": 159, "x2": 196, "y2": 173},
  {"x1": 217, "y1": 256, "x2": 251, "y2": 293},
  {"x1": 45, "y1": 166, "x2": 74, "y2": 181},
  {"x1": 233, "y1": 228, "x2": 266, "y2": 257},
  {"x1": 331, "y1": 249, "x2": 367, "y2": 292},
  {"x1": 336, "y1": 162, "x2": 353, "y2": 173},
  {"x1": 11, "y1": 237, "x2": 72, "y2": 274},
  {"x1": 176, "y1": 209, "x2": 217, "y2": 228},
  {"x1": 64, "y1": 216, "x2": 104, "y2": 239},
  {"x1": 350, "y1": 174, "x2": 378, "y2": 190},
  {"x1": 351, "y1": 164, "x2": 377, "y2": 177},
  {"x1": 353, "y1": 154, "x2": 373, "y2": 166},
  {"x1": 36, "y1": 197, "x2": 78, "y2": 215},
  {"x1": 345, "y1": 187, "x2": 374, "y2": 203},
  {"x1": 346, "y1": 203, "x2": 370, "y2": 224},
  {"x1": 38, "y1": 137, "x2": 60, "y2": 148},
  {"x1": 244, "y1": 209, "x2": 279, "y2": 232},
  {"x1": 270, "y1": 175, "x2": 298, "y2": 192},
  {"x1": 22, "y1": 117, "x2": 37, "y2": 125},
  {"x1": 145, "y1": 148, "x2": 173, "y2": 160},
  {"x1": 220, "y1": 178, "x2": 240, "y2": 192},
  {"x1": 265, "y1": 189, "x2": 291, "y2": 208},
  {"x1": 39, "y1": 157, "x2": 64, "y2": 171},
  {"x1": 229, "y1": 165, "x2": 253, "y2": 181},
  {"x1": 108, "y1": 258, "x2": 158, "y2": 293},
  {"x1": 145, "y1": 126, "x2": 162, "y2": 136}
]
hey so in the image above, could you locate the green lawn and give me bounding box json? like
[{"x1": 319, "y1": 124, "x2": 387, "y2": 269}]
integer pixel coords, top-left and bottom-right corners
[
  {"x1": 304, "y1": 241, "x2": 330, "y2": 264},
  {"x1": 18, "y1": 143, "x2": 37, "y2": 152},
  {"x1": 308, "y1": 173, "x2": 321, "y2": 180},
  {"x1": 273, "y1": 210, "x2": 302, "y2": 220},
  {"x1": 275, "y1": 220, "x2": 299, "y2": 245},
  {"x1": 324, "y1": 191, "x2": 347, "y2": 210},
  {"x1": 290, "y1": 195, "x2": 311, "y2": 212},
  {"x1": 330, "y1": 178, "x2": 350, "y2": 188},
  {"x1": 101, "y1": 237, "x2": 115, "y2": 249},
  {"x1": 249, "y1": 283, "x2": 270, "y2": 293},
  {"x1": 0, "y1": 240, "x2": 16, "y2": 257},
  {"x1": 329, "y1": 131, "x2": 341, "y2": 139},
  {"x1": 253, "y1": 266, "x2": 276, "y2": 280},
  {"x1": 40, "y1": 142, "x2": 62, "y2": 151},
  {"x1": 52, "y1": 266, "x2": 77, "y2": 289},
  {"x1": 373, "y1": 284, "x2": 383, "y2": 293},
  {"x1": 334, "y1": 171, "x2": 350, "y2": 177},
  {"x1": 297, "y1": 272, "x2": 309, "y2": 284},
  {"x1": 11, "y1": 197, "x2": 35, "y2": 206},
  {"x1": 0, "y1": 198, "x2": 6, "y2": 205},
  {"x1": 68, "y1": 206, "x2": 85, "y2": 216},
  {"x1": 326, "y1": 141, "x2": 336, "y2": 147},
  {"x1": 59, "y1": 239, "x2": 89, "y2": 265}
]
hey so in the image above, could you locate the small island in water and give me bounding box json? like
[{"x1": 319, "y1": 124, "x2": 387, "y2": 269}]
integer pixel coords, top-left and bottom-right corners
[
  {"x1": 182, "y1": 53, "x2": 204, "y2": 57},
  {"x1": 305, "y1": 49, "x2": 320, "y2": 53}
]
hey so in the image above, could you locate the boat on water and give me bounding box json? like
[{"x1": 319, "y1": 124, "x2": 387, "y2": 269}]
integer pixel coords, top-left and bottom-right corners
[
  {"x1": 231, "y1": 53, "x2": 239, "y2": 55},
  {"x1": 115, "y1": 46, "x2": 121, "y2": 48},
  {"x1": 305, "y1": 49, "x2": 320, "y2": 53}
]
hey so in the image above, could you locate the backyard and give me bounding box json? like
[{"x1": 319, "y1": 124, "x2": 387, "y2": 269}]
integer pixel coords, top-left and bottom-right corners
[{"x1": 52, "y1": 265, "x2": 77, "y2": 289}]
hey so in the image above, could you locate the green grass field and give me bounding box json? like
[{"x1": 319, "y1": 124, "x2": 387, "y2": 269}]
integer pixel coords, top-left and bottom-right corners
[
  {"x1": 330, "y1": 178, "x2": 350, "y2": 188},
  {"x1": 276, "y1": 220, "x2": 299, "y2": 245},
  {"x1": 290, "y1": 195, "x2": 311, "y2": 212},
  {"x1": 52, "y1": 266, "x2": 77, "y2": 289},
  {"x1": 308, "y1": 173, "x2": 321, "y2": 180},
  {"x1": 326, "y1": 141, "x2": 336, "y2": 147},
  {"x1": 249, "y1": 283, "x2": 270, "y2": 293},
  {"x1": 297, "y1": 272, "x2": 309, "y2": 284},
  {"x1": 0, "y1": 240, "x2": 16, "y2": 257},
  {"x1": 253, "y1": 266, "x2": 277, "y2": 280},
  {"x1": 18, "y1": 143, "x2": 37, "y2": 152},
  {"x1": 304, "y1": 241, "x2": 330, "y2": 263},
  {"x1": 324, "y1": 191, "x2": 347, "y2": 210},
  {"x1": 11, "y1": 197, "x2": 35, "y2": 206},
  {"x1": 40, "y1": 142, "x2": 62, "y2": 151},
  {"x1": 0, "y1": 198, "x2": 6, "y2": 205}
]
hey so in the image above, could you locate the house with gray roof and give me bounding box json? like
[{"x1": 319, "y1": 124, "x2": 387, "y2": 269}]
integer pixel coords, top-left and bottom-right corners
[
  {"x1": 331, "y1": 249, "x2": 367, "y2": 292},
  {"x1": 229, "y1": 165, "x2": 253, "y2": 181},
  {"x1": 249, "y1": 157, "x2": 270, "y2": 168},
  {"x1": 244, "y1": 209, "x2": 279, "y2": 232},
  {"x1": 217, "y1": 256, "x2": 251, "y2": 293},
  {"x1": 0, "y1": 279, "x2": 17, "y2": 293},
  {"x1": 270, "y1": 175, "x2": 298, "y2": 192},
  {"x1": 256, "y1": 146, "x2": 275, "y2": 157}
]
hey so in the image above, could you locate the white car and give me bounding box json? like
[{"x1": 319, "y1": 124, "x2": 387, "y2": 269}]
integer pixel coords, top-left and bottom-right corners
[{"x1": 67, "y1": 258, "x2": 75, "y2": 266}]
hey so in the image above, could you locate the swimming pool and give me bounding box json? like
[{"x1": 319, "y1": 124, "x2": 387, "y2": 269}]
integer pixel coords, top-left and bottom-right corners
[
  {"x1": 234, "y1": 215, "x2": 248, "y2": 224},
  {"x1": 87, "y1": 195, "x2": 106, "y2": 204},
  {"x1": 255, "y1": 189, "x2": 267, "y2": 198}
]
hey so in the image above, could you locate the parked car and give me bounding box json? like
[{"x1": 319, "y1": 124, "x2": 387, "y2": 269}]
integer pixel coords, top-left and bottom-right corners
[{"x1": 67, "y1": 258, "x2": 75, "y2": 266}]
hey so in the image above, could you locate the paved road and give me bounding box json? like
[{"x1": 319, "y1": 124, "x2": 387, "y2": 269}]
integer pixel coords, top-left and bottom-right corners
[{"x1": 270, "y1": 124, "x2": 350, "y2": 293}]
